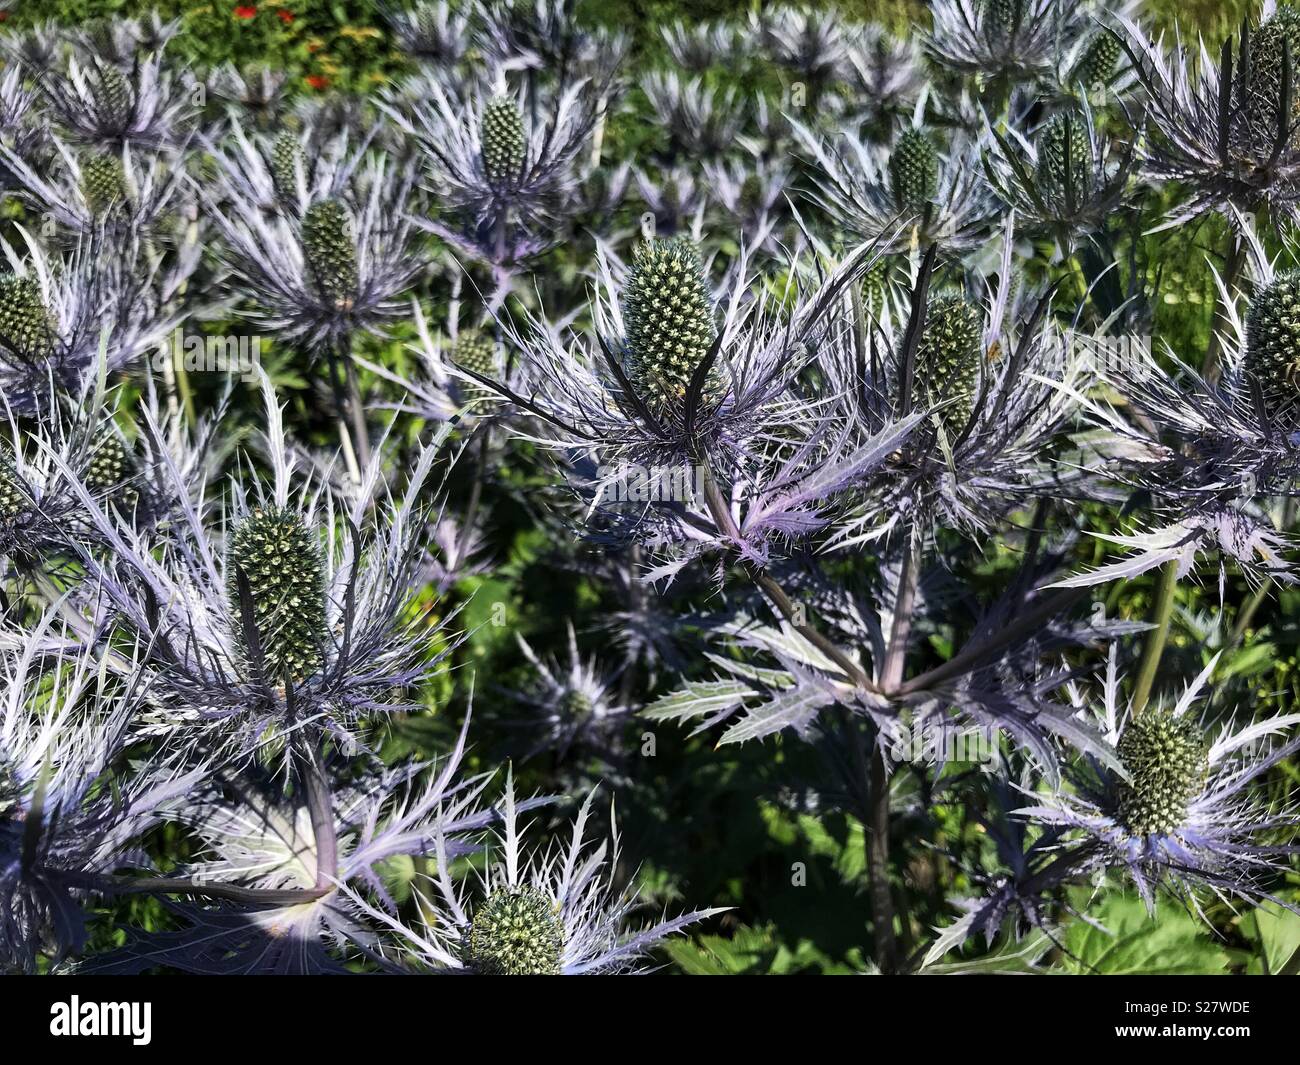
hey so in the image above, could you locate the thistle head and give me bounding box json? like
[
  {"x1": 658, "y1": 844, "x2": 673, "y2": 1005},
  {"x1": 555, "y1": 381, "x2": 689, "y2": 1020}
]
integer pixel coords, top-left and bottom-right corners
[
  {"x1": 1244, "y1": 269, "x2": 1300, "y2": 414},
  {"x1": 464, "y1": 885, "x2": 564, "y2": 975},
  {"x1": 1036, "y1": 112, "x2": 1093, "y2": 205},
  {"x1": 80, "y1": 151, "x2": 127, "y2": 217},
  {"x1": 888, "y1": 128, "x2": 938, "y2": 213},
  {"x1": 621, "y1": 237, "x2": 718, "y2": 415},
  {"x1": 301, "y1": 199, "x2": 359, "y2": 311},
  {"x1": 914, "y1": 295, "x2": 983, "y2": 429},
  {"x1": 1245, "y1": 5, "x2": 1300, "y2": 149},
  {"x1": 93, "y1": 64, "x2": 133, "y2": 128},
  {"x1": 85, "y1": 433, "x2": 128, "y2": 492},
  {"x1": 227, "y1": 506, "x2": 327, "y2": 683},
  {"x1": 270, "y1": 130, "x2": 304, "y2": 204},
  {"x1": 480, "y1": 95, "x2": 527, "y2": 186},
  {"x1": 1073, "y1": 31, "x2": 1120, "y2": 90},
  {"x1": 980, "y1": 0, "x2": 1028, "y2": 44},
  {"x1": 451, "y1": 330, "x2": 498, "y2": 378},
  {"x1": 0, "y1": 461, "x2": 27, "y2": 525},
  {"x1": 1116, "y1": 712, "x2": 1208, "y2": 838},
  {"x1": 0, "y1": 274, "x2": 56, "y2": 363}
]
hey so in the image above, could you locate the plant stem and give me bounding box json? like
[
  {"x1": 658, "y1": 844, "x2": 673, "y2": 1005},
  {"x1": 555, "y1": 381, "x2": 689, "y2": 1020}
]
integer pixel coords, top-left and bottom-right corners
[
  {"x1": 301, "y1": 743, "x2": 338, "y2": 890},
  {"x1": 75, "y1": 873, "x2": 327, "y2": 907},
  {"x1": 866, "y1": 746, "x2": 897, "y2": 973},
  {"x1": 1131, "y1": 559, "x2": 1178, "y2": 714},
  {"x1": 324, "y1": 343, "x2": 361, "y2": 484},
  {"x1": 343, "y1": 339, "x2": 372, "y2": 471},
  {"x1": 696, "y1": 463, "x2": 874, "y2": 690}
]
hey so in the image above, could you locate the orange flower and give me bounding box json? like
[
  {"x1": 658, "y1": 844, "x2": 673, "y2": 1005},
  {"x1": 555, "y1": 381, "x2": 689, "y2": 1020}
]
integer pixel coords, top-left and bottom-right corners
[
  {"x1": 276, "y1": 8, "x2": 293, "y2": 22},
  {"x1": 233, "y1": 5, "x2": 257, "y2": 18},
  {"x1": 305, "y1": 74, "x2": 330, "y2": 90}
]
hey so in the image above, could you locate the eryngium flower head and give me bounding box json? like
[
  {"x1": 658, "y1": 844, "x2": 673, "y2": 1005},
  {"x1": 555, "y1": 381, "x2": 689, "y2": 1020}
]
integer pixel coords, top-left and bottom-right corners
[
  {"x1": 270, "y1": 130, "x2": 305, "y2": 204},
  {"x1": 794, "y1": 122, "x2": 996, "y2": 253},
  {"x1": 1119, "y1": 14, "x2": 1300, "y2": 222},
  {"x1": 480, "y1": 96, "x2": 527, "y2": 187},
  {"x1": 1244, "y1": 4, "x2": 1300, "y2": 149},
  {"x1": 380, "y1": 78, "x2": 594, "y2": 268},
  {"x1": 621, "y1": 238, "x2": 718, "y2": 415},
  {"x1": 928, "y1": 0, "x2": 1086, "y2": 81},
  {"x1": 0, "y1": 273, "x2": 56, "y2": 363},
  {"x1": 1036, "y1": 112, "x2": 1092, "y2": 202},
  {"x1": 888, "y1": 129, "x2": 939, "y2": 213},
  {"x1": 1073, "y1": 30, "x2": 1121, "y2": 89},
  {"x1": 227, "y1": 506, "x2": 328, "y2": 682},
  {"x1": 0, "y1": 232, "x2": 178, "y2": 412},
  {"x1": 37, "y1": 51, "x2": 191, "y2": 150},
  {"x1": 202, "y1": 145, "x2": 423, "y2": 350},
  {"x1": 1017, "y1": 655, "x2": 1300, "y2": 908},
  {"x1": 913, "y1": 294, "x2": 983, "y2": 428},
  {"x1": 84, "y1": 432, "x2": 127, "y2": 492},
  {"x1": 300, "y1": 199, "x2": 360, "y2": 312},
  {"x1": 1115, "y1": 712, "x2": 1209, "y2": 837},
  {"x1": 1244, "y1": 268, "x2": 1300, "y2": 416},
  {"x1": 359, "y1": 779, "x2": 725, "y2": 974},
  {"x1": 464, "y1": 885, "x2": 564, "y2": 975},
  {"x1": 985, "y1": 102, "x2": 1135, "y2": 242},
  {"x1": 78, "y1": 150, "x2": 126, "y2": 215},
  {"x1": 381, "y1": 0, "x2": 472, "y2": 64}
]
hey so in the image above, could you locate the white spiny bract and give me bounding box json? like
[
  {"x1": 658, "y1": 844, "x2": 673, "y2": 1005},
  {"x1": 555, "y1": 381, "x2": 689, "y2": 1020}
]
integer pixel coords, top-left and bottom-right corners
[
  {"x1": 351, "y1": 778, "x2": 727, "y2": 974},
  {"x1": 0, "y1": 623, "x2": 201, "y2": 972},
  {"x1": 1, "y1": 4, "x2": 1299, "y2": 981}
]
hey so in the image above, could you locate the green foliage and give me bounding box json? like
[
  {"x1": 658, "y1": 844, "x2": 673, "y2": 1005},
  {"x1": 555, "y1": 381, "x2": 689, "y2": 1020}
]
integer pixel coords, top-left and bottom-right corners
[{"x1": 1060, "y1": 894, "x2": 1233, "y2": 975}]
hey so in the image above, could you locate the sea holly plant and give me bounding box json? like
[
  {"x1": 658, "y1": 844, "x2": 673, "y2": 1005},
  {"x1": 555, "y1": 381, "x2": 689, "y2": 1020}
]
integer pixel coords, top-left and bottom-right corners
[{"x1": 1, "y1": 3, "x2": 1299, "y2": 982}]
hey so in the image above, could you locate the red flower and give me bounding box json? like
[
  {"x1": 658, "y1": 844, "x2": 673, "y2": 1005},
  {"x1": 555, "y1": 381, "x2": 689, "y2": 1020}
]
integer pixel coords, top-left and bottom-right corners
[
  {"x1": 233, "y1": 5, "x2": 257, "y2": 18},
  {"x1": 277, "y1": 9, "x2": 294, "y2": 22},
  {"x1": 305, "y1": 74, "x2": 330, "y2": 90}
]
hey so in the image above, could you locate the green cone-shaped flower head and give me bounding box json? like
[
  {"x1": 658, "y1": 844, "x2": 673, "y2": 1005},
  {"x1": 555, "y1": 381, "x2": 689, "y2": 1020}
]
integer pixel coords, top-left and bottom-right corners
[
  {"x1": 621, "y1": 237, "x2": 718, "y2": 414},
  {"x1": 271, "y1": 130, "x2": 305, "y2": 204},
  {"x1": 0, "y1": 461, "x2": 26, "y2": 525},
  {"x1": 914, "y1": 295, "x2": 984, "y2": 429},
  {"x1": 227, "y1": 506, "x2": 328, "y2": 682},
  {"x1": 888, "y1": 129, "x2": 938, "y2": 213},
  {"x1": 95, "y1": 64, "x2": 133, "y2": 129},
  {"x1": 1074, "y1": 32, "x2": 1121, "y2": 89},
  {"x1": 980, "y1": 0, "x2": 1028, "y2": 43},
  {"x1": 452, "y1": 330, "x2": 497, "y2": 377},
  {"x1": 465, "y1": 885, "x2": 564, "y2": 975},
  {"x1": 480, "y1": 95, "x2": 527, "y2": 186},
  {"x1": 80, "y1": 151, "x2": 127, "y2": 217},
  {"x1": 301, "y1": 199, "x2": 359, "y2": 311},
  {"x1": 0, "y1": 274, "x2": 56, "y2": 364},
  {"x1": 1036, "y1": 112, "x2": 1093, "y2": 205},
  {"x1": 1116, "y1": 712, "x2": 1208, "y2": 837},
  {"x1": 1245, "y1": 269, "x2": 1300, "y2": 414},
  {"x1": 1246, "y1": 5, "x2": 1300, "y2": 149},
  {"x1": 85, "y1": 433, "x2": 128, "y2": 492}
]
